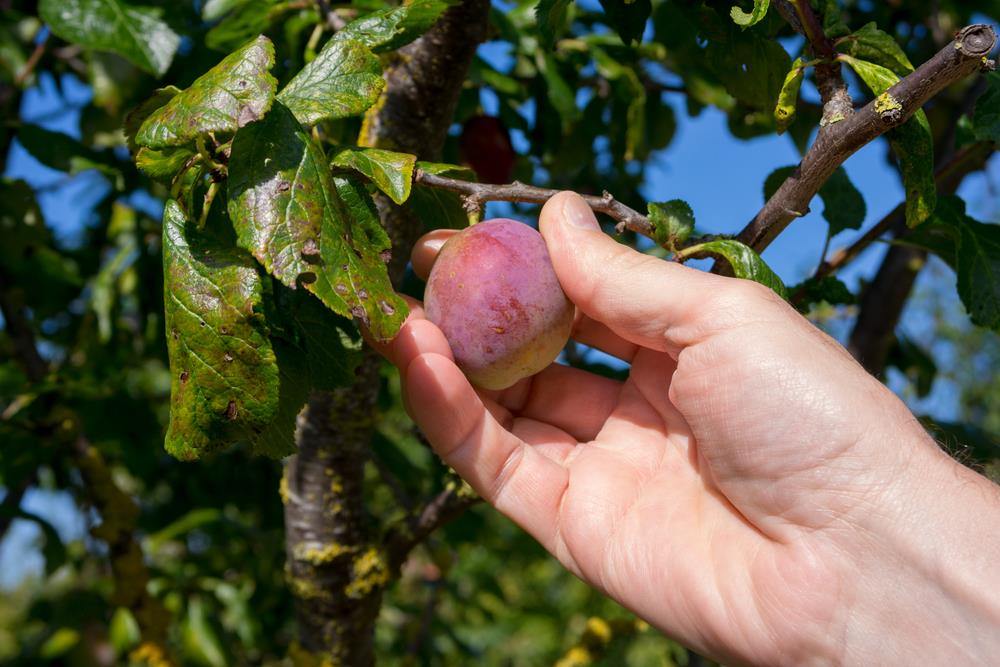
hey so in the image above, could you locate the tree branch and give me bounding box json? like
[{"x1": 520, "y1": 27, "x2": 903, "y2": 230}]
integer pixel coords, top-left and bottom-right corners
[
  {"x1": 315, "y1": 0, "x2": 348, "y2": 31},
  {"x1": 284, "y1": 2, "x2": 491, "y2": 664},
  {"x1": 384, "y1": 483, "x2": 480, "y2": 574},
  {"x1": 794, "y1": 141, "x2": 994, "y2": 301},
  {"x1": 736, "y1": 24, "x2": 996, "y2": 255},
  {"x1": 414, "y1": 169, "x2": 654, "y2": 236},
  {"x1": 775, "y1": 0, "x2": 853, "y2": 125}
]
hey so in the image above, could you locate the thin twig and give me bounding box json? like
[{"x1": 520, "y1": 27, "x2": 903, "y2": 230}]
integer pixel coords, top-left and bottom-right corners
[
  {"x1": 315, "y1": 0, "x2": 348, "y2": 31},
  {"x1": 384, "y1": 483, "x2": 480, "y2": 573},
  {"x1": 14, "y1": 33, "x2": 48, "y2": 88},
  {"x1": 735, "y1": 24, "x2": 997, "y2": 257},
  {"x1": 414, "y1": 170, "x2": 654, "y2": 237},
  {"x1": 795, "y1": 141, "x2": 995, "y2": 302}
]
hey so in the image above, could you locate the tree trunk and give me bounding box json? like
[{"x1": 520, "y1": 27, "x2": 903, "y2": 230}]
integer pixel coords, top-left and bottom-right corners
[{"x1": 282, "y1": 1, "x2": 490, "y2": 662}]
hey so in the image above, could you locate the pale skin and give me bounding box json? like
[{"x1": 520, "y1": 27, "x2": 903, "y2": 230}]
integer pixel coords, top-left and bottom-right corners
[{"x1": 373, "y1": 192, "x2": 1000, "y2": 665}]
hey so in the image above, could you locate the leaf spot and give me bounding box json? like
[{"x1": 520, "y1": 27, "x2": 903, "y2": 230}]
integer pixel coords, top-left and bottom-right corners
[
  {"x1": 379, "y1": 300, "x2": 395, "y2": 315},
  {"x1": 225, "y1": 400, "x2": 238, "y2": 421}
]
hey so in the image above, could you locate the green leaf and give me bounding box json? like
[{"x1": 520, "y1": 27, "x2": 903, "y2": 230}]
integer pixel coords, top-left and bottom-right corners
[
  {"x1": 886, "y1": 334, "x2": 937, "y2": 397},
  {"x1": 905, "y1": 197, "x2": 1000, "y2": 331},
  {"x1": 838, "y1": 22, "x2": 914, "y2": 76},
  {"x1": 39, "y1": 0, "x2": 179, "y2": 76},
  {"x1": 816, "y1": 167, "x2": 866, "y2": 235},
  {"x1": 109, "y1": 608, "x2": 141, "y2": 653},
  {"x1": 730, "y1": 0, "x2": 769, "y2": 28},
  {"x1": 135, "y1": 36, "x2": 277, "y2": 149},
  {"x1": 161, "y1": 199, "x2": 279, "y2": 460},
  {"x1": 123, "y1": 85, "x2": 180, "y2": 153},
  {"x1": 774, "y1": 57, "x2": 805, "y2": 134},
  {"x1": 598, "y1": 0, "x2": 652, "y2": 45},
  {"x1": 135, "y1": 146, "x2": 196, "y2": 181},
  {"x1": 706, "y1": 30, "x2": 790, "y2": 110},
  {"x1": 276, "y1": 37, "x2": 384, "y2": 127},
  {"x1": 182, "y1": 596, "x2": 227, "y2": 667},
  {"x1": 39, "y1": 628, "x2": 80, "y2": 659},
  {"x1": 331, "y1": 147, "x2": 416, "y2": 205},
  {"x1": 956, "y1": 214, "x2": 1000, "y2": 331},
  {"x1": 789, "y1": 276, "x2": 856, "y2": 313},
  {"x1": 308, "y1": 174, "x2": 408, "y2": 340},
  {"x1": 840, "y1": 55, "x2": 936, "y2": 227},
  {"x1": 227, "y1": 102, "x2": 406, "y2": 340},
  {"x1": 16, "y1": 124, "x2": 99, "y2": 172},
  {"x1": 536, "y1": 51, "x2": 579, "y2": 126},
  {"x1": 764, "y1": 166, "x2": 865, "y2": 235},
  {"x1": 408, "y1": 161, "x2": 476, "y2": 230},
  {"x1": 682, "y1": 239, "x2": 787, "y2": 298},
  {"x1": 536, "y1": 0, "x2": 571, "y2": 47},
  {"x1": 647, "y1": 200, "x2": 694, "y2": 248},
  {"x1": 336, "y1": 0, "x2": 452, "y2": 53},
  {"x1": 973, "y1": 71, "x2": 1000, "y2": 144},
  {"x1": 206, "y1": 0, "x2": 284, "y2": 53}
]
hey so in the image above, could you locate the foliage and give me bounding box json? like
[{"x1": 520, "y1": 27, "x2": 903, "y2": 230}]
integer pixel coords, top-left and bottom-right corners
[{"x1": 1, "y1": 0, "x2": 998, "y2": 664}]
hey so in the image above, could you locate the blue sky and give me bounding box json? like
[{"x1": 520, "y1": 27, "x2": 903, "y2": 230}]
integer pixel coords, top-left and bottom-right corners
[{"x1": 2, "y1": 21, "x2": 999, "y2": 589}]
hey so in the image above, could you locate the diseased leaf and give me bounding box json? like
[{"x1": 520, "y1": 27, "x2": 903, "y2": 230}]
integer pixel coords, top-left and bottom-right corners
[
  {"x1": 408, "y1": 161, "x2": 476, "y2": 230},
  {"x1": 598, "y1": 0, "x2": 652, "y2": 45},
  {"x1": 973, "y1": 71, "x2": 1000, "y2": 144},
  {"x1": 39, "y1": 0, "x2": 179, "y2": 76},
  {"x1": 536, "y1": 0, "x2": 571, "y2": 47},
  {"x1": 331, "y1": 147, "x2": 416, "y2": 205},
  {"x1": 251, "y1": 285, "x2": 362, "y2": 458},
  {"x1": 308, "y1": 174, "x2": 408, "y2": 340},
  {"x1": 684, "y1": 239, "x2": 787, "y2": 298},
  {"x1": 227, "y1": 102, "x2": 406, "y2": 339},
  {"x1": 276, "y1": 37, "x2": 383, "y2": 127},
  {"x1": 774, "y1": 58, "x2": 805, "y2": 134},
  {"x1": 123, "y1": 86, "x2": 180, "y2": 153},
  {"x1": 135, "y1": 36, "x2": 277, "y2": 149},
  {"x1": 648, "y1": 200, "x2": 694, "y2": 248},
  {"x1": 336, "y1": 0, "x2": 452, "y2": 53},
  {"x1": 840, "y1": 55, "x2": 936, "y2": 227},
  {"x1": 731, "y1": 0, "x2": 769, "y2": 29},
  {"x1": 838, "y1": 22, "x2": 914, "y2": 76},
  {"x1": 228, "y1": 102, "x2": 325, "y2": 289},
  {"x1": 764, "y1": 166, "x2": 865, "y2": 235},
  {"x1": 161, "y1": 199, "x2": 279, "y2": 460}
]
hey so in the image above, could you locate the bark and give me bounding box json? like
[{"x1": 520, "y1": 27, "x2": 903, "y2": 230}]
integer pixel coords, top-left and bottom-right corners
[{"x1": 282, "y1": 2, "x2": 490, "y2": 663}]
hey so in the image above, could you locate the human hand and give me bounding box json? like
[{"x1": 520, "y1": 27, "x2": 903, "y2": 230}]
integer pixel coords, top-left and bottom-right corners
[{"x1": 375, "y1": 192, "x2": 1000, "y2": 665}]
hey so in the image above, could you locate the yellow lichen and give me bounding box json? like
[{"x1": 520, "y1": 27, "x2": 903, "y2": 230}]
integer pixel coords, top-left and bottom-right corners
[
  {"x1": 279, "y1": 470, "x2": 290, "y2": 505},
  {"x1": 129, "y1": 642, "x2": 172, "y2": 667},
  {"x1": 288, "y1": 640, "x2": 340, "y2": 667},
  {"x1": 293, "y1": 542, "x2": 355, "y2": 565},
  {"x1": 287, "y1": 575, "x2": 333, "y2": 601},
  {"x1": 344, "y1": 547, "x2": 389, "y2": 599},
  {"x1": 875, "y1": 92, "x2": 902, "y2": 115}
]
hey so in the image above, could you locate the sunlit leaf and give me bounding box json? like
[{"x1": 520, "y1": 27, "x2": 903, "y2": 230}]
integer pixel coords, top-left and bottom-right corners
[
  {"x1": 135, "y1": 36, "x2": 277, "y2": 149},
  {"x1": 331, "y1": 147, "x2": 417, "y2": 205},
  {"x1": 39, "y1": 0, "x2": 179, "y2": 76}
]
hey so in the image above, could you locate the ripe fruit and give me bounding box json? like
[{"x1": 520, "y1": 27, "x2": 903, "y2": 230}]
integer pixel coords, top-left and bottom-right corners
[
  {"x1": 460, "y1": 115, "x2": 515, "y2": 184},
  {"x1": 424, "y1": 219, "x2": 574, "y2": 390}
]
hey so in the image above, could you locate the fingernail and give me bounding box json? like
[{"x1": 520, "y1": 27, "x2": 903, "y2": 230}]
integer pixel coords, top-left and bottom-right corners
[{"x1": 562, "y1": 194, "x2": 599, "y2": 230}]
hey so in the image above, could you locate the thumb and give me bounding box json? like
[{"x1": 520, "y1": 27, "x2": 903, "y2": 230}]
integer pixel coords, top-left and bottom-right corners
[{"x1": 539, "y1": 191, "x2": 736, "y2": 354}]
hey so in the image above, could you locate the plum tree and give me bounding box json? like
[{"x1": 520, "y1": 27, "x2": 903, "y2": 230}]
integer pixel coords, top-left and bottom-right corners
[{"x1": 425, "y1": 219, "x2": 574, "y2": 390}]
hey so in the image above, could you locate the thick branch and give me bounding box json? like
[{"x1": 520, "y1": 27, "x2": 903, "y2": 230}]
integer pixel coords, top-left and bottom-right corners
[
  {"x1": 414, "y1": 170, "x2": 653, "y2": 236},
  {"x1": 737, "y1": 24, "x2": 996, "y2": 255},
  {"x1": 284, "y1": 2, "x2": 490, "y2": 664}
]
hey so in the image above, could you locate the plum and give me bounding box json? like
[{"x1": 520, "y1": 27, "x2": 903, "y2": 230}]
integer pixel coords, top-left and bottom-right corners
[{"x1": 424, "y1": 219, "x2": 574, "y2": 390}]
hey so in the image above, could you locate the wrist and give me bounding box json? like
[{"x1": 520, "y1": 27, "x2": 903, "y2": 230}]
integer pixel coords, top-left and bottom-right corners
[{"x1": 839, "y1": 426, "x2": 1000, "y2": 663}]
